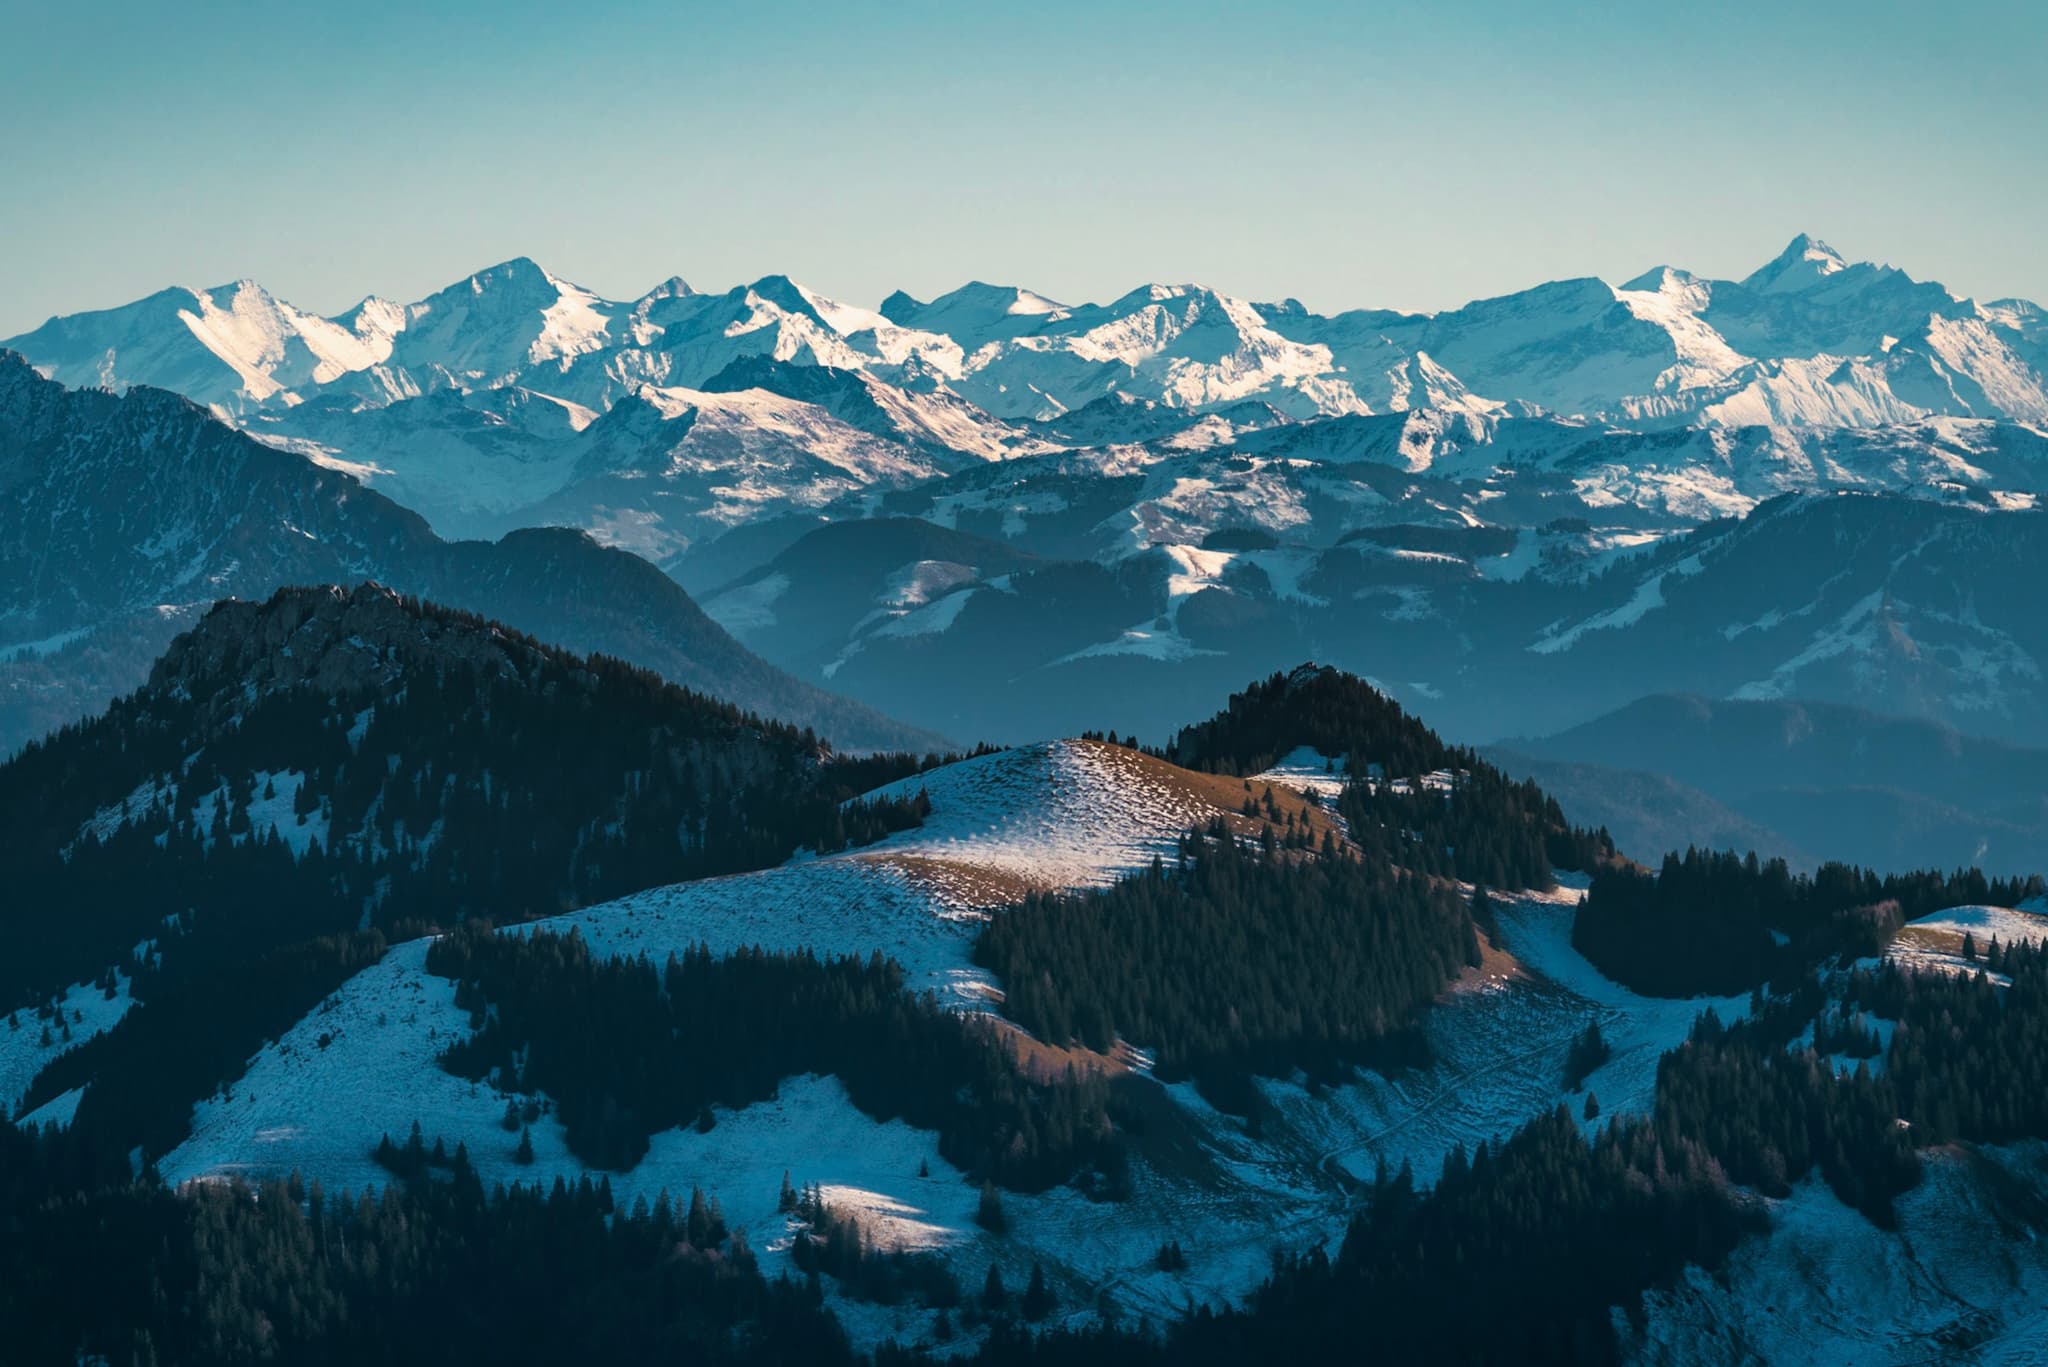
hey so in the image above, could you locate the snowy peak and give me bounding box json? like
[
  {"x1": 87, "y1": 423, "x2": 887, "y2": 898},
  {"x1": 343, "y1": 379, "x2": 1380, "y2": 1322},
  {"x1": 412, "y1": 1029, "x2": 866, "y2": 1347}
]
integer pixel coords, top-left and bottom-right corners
[
  {"x1": 393, "y1": 257, "x2": 621, "y2": 381},
  {"x1": 742, "y1": 274, "x2": 893, "y2": 338},
  {"x1": 634, "y1": 275, "x2": 695, "y2": 306},
  {"x1": 880, "y1": 280, "x2": 1068, "y2": 345},
  {"x1": 0, "y1": 280, "x2": 394, "y2": 412},
  {"x1": 1742, "y1": 233, "x2": 1850, "y2": 294},
  {"x1": 1619, "y1": 265, "x2": 1705, "y2": 297}
]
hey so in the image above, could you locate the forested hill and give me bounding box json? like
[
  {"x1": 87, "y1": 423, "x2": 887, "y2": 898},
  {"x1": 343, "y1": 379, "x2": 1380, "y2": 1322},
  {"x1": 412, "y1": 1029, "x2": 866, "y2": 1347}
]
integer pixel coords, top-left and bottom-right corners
[
  {"x1": 1164, "y1": 664, "x2": 1465, "y2": 779},
  {"x1": 4, "y1": 583, "x2": 937, "y2": 1002},
  {"x1": 1164, "y1": 664, "x2": 1613, "y2": 888},
  {"x1": 1, "y1": 585, "x2": 938, "y2": 1158}
]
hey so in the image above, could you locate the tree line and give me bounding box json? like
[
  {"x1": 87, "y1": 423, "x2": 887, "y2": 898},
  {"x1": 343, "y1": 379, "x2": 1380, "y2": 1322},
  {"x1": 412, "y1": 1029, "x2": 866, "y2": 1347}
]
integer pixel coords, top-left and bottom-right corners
[
  {"x1": 0, "y1": 1116, "x2": 854, "y2": 1367},
  {"x1": 1574, "y1": 845, "x2": 2039, "y2": 996},
  {"x1": 428, "y1": 925, "x2": 1127, "y2": 1193}
]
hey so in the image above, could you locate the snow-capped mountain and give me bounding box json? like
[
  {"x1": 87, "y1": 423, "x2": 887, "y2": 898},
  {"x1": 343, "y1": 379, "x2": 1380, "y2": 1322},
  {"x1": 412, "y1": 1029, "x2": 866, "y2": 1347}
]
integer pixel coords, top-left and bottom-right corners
[
  {"x1": 2, "y1": 278, "x2": 401, "y2": 413},
  {"x1": 12, "y1": 236, "x2": 2043, "y2": 430},
  {"x1": 254, "y1": 377, "x2": 964, "y2": 566}
]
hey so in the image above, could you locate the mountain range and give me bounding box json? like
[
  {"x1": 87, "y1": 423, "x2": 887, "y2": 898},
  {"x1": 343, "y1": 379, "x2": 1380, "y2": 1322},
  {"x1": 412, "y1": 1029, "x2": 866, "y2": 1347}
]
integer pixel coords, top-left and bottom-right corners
[
  {"x1": 7, "y1": 238, "x2": 2045, "y2": 577},
  {"x1": 0, "y1": 353, "x2": 943, "y2": 756},
  {"x1": 12, "y1": 236, "x2": 2045, "y2": 430},
  {"x1": 8, "y1": 234, "x2": 2048, "y2": 851}
]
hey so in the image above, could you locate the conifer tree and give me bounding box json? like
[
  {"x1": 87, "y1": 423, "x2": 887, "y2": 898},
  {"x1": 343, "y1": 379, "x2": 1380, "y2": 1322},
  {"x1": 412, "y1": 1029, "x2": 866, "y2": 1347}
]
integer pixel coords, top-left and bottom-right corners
[
  {"x1": 1022, "y1": 1260, "x2": 1055, "y2": 1321},
  {"x1": 686, "y1": 1186, "x2": 712, "y2": 1247},
  {"x1": 977, "y1": 1179, "x2": 1007, "y2": 1233}
]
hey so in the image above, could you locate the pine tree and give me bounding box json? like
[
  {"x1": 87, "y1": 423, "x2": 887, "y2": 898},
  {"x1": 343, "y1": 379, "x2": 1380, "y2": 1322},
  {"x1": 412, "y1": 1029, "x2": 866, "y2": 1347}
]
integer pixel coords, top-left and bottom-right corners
[
  {"x1": 686, "y1": 1186, "x2": 712, "y2": 1247},
  {"x1": 515, "y1": 1125, "x2": 535, "y2": 1165},
  {"x1": 1583, "y1": 1091, "x2": 1600, "y2": 1121},
  {"x1": 1471, "y1": 884, "x2": 1500, "y2": 944},
  {"x1": 981, "y1": 1264, "x2": 1007, "y2": 1312},
  {"x1": 976, "y1": 1179, "x2": 1007, "y2": 1233},
  {"x1": 1021, "y1": 1260, "x2": 1055, "y2": 1321},
  {"x1": 778, "y1": 1169, "x2": 798, "y2": 1213},
  {"x1": 728, "y1": 1226, "x2": 755, "y2": 1272},
  {"x1": 1565, "y1": 1021, "x2": 1611, "y2": 1091}
]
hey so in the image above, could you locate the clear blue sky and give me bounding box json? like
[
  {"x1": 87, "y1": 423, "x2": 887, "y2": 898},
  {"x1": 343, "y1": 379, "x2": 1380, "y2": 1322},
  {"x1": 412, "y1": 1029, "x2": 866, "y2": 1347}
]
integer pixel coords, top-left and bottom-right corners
[{"x1": 3, "y1": 0, "x2": 2042, "y2": 334}]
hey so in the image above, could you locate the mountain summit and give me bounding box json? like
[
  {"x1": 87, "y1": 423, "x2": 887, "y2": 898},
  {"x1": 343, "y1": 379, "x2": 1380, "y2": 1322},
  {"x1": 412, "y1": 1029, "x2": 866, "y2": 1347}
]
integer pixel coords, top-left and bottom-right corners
[{"x1": 1741, "y1": 232, "x2": 1850, "y2": 293}]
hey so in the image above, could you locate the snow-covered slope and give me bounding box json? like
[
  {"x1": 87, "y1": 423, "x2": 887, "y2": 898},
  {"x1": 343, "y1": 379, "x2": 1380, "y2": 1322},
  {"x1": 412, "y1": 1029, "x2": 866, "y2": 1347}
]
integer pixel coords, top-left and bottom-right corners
[
  {"x1": 155, "y1": 741, "x2": 1717, "y2": 1348},
  {"x1": 2, "y1": 972, "x2": 132, "y2": 1118},
  {"x1": 1631, "y1": 1149, "x2": 2048, "y2": 1364},
  {"x1": 158, "y1": 742, "x2": 1347, "y2": 1332},
  {"x1": 519, "y1": 383, "x2": 953, "y2": 565},
  {"x1": 3, "y1": 280, "x2": 399, "y2": 414},
  {"x1": 697, "y1": 355, "x2": 1059, "y2": 464}
]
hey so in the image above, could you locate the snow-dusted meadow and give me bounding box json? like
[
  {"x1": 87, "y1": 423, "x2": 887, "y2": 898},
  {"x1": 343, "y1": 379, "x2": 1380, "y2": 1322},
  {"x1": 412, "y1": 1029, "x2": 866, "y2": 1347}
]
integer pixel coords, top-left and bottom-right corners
[
  {"x1": 21, "y1": 729, "x2": 2010, "y2": 1355},
  {"x1": 142, "y1": 736, "x2": 1785, "y2": 1348}
]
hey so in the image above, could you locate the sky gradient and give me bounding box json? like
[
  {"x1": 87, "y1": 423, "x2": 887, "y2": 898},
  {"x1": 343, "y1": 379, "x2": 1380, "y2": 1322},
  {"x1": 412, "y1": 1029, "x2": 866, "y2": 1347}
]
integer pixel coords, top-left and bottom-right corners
[{"x1": 3, "y1": 0, "x2": 2043, "y2": 335}]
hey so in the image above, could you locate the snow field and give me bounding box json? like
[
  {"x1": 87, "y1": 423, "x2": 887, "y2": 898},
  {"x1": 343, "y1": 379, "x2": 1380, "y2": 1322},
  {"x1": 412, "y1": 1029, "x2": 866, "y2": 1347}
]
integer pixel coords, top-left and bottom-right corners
[
  {"x1": 1889, "y1": 903, "x2": 2048, "y2": 981},
  {"x1": 1632, "y1": 1148, "x2": 2048, "y2": 1364},
  {"x1": 1, "y1": 970, "x2": 133, "y2": 1118}
]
